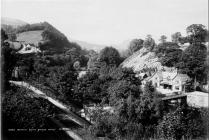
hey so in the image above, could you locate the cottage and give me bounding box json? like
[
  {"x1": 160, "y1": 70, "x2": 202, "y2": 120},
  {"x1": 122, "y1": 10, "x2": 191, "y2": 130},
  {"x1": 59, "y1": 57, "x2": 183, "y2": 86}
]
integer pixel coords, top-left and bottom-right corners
[
  {"x1": 142, "y1": 68, "x2": 190, "y2": 95},
  {"x1": 18, "y1": 43, "x2": 41, "y2": 54}
]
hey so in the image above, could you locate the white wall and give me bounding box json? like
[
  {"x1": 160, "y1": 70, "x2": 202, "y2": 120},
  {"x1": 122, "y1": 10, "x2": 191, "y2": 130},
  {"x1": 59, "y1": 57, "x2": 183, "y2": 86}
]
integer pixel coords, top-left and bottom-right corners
[{"x1": 186, "y1": 92, "x2": 209, "y2": 108}]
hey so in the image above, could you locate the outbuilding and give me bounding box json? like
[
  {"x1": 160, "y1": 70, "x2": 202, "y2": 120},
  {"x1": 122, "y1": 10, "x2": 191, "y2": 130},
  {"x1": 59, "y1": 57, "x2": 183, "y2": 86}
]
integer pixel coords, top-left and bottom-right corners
[{"x1": 186, "y1": 91, "x2": 208, "y2": 108}]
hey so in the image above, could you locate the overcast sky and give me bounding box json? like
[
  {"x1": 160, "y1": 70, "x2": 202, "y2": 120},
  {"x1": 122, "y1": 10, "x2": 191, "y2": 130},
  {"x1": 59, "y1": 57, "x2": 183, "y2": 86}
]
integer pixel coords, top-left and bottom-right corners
[{"x1": 1, "y1": 0, "x2": 208, "y2": 45}]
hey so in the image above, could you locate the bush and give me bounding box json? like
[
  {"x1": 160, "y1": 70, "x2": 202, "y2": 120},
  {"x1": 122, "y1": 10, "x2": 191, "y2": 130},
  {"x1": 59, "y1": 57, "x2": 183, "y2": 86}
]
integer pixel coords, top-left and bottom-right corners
[
  {"x1": 2, "y1": 86, "x2": 58, "y2": 130},
  {"x1": 157, "y1": 106, "x2": 208, "y2": 140}
]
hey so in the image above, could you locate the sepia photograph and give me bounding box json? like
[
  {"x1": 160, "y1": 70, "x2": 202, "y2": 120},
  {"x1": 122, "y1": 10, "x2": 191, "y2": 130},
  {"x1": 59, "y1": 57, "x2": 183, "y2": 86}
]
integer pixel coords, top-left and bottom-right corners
[{"x1": 1, "y1": 0, "x2": 208, "y2": 139}]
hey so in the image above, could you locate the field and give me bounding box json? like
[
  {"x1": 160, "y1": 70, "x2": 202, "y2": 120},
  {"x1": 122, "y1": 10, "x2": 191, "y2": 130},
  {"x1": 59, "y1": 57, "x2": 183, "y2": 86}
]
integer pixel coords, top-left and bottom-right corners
[{"x1": 16, "y1": 30, "x2": 43, "y2": 45}]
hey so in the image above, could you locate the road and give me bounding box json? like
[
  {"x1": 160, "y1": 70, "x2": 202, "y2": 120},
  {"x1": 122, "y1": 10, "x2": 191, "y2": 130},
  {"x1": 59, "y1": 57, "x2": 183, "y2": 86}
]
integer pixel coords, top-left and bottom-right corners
[{"x1": 9, "y1": 80, "x2": 91, "y2": 140}]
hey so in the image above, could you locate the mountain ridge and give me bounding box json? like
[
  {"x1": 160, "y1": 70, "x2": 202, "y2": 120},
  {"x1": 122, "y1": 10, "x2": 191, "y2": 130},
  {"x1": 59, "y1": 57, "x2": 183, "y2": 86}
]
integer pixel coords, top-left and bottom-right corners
[{"x1": 1, "y1": 17, "x2": 28, "y2": 27}]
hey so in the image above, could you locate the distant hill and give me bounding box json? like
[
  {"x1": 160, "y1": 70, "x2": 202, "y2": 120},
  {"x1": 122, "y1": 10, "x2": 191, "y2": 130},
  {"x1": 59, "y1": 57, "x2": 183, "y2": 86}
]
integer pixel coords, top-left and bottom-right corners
[
  {"x1": 71, "y1": 39, "x2": 105, "y2": 52},
  {"x1": 113, "y1": 39, "x2": 131, "y2": 52},
  {"x1": 13, "y1": 22, "x2": 80, "y2": 53},
  {"x1": 71, "y1": 39, "x2": 131, "y2": 53},
  {"x1": 1, "y1": 17, "x2": 27, "y2": 27}
]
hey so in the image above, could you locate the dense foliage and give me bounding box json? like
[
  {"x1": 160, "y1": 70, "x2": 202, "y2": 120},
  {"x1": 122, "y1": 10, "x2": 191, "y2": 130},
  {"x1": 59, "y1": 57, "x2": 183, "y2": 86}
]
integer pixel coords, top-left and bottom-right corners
[
  {"x1": 1, "y1": 29, "x2": 19, "y2": 91},
  {"x1": 155, "y1": 42, "x2": 182, "y2": 67},
  {"x1": 2, "y1": 87, "x2": 58, "y2": 129},
  {"x1": 143, "y1": 35, "x2": 156, "y2": 51},
  {"x1": 157, "y1": 106, "x2": 209, "y2": 140},
  {"x1": 87, "y1": 81, "x2": 165, "y2": 139},
  {"x1": 98, "y1": 46, "x2": 122, "y2": 66},
  {"x1": 127, "y1": 38, "x2": 144, "y2": 56}
]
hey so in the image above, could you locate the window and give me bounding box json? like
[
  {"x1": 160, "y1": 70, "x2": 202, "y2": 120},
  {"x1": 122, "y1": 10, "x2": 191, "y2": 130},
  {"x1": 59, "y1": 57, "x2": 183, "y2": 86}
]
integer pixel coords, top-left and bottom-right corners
[
  {"x1": 175, "y1": 86, "x2": 179, "y2": 90},
  {"x1": 155, "y1": 83, "x2": 157, "y2": 87},
  {"x1": 25, "y1": 47, "x2": 31, "y2": 51}
]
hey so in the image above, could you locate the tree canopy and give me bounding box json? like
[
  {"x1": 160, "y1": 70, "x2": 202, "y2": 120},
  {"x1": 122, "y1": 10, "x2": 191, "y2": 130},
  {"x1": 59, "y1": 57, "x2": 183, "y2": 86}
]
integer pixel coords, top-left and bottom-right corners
[
  {"x1": 143, "y1": 35, "x2": 155, "y2": 51},
  {"x1": 186, "y1": 24, "x2": 207, "y2": 44},
  {"x1": 159, "y1": 35, "x2": 167, "y2": 43},
  {"x1": 98, "y1": 46, "x2": 121, "y2": 66},
  {"x1": 171, "y1": 32, "x2": 182, "y2": 43},
  {"x1": 128, "y1": 39, "x2": 144, "y2": 55},
  {"x1": 177, "y1": 44, "x2": 207, "y2": 82}
]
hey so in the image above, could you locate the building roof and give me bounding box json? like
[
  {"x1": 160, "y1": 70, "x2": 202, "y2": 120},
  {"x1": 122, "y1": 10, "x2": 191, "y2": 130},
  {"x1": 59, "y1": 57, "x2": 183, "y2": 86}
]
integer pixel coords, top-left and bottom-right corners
[
  {"x1": 78, "y1": 71, "x2": 87, "y2": 79},
  {"x1": 186, "y1": 91, "x2": 209, "y2": 97},
  {"x1": 18, "y1": 43, "x2": 41, "y2": 54},
  {"x1": 136, "y1": 73, "x2": 147, "y2": 78},
  {"x1": 173, "y1": 73, "x2": 190, "y2": 83},
  {"x1": 143, "y1": 67, "x2": 190, "y2": 85}
]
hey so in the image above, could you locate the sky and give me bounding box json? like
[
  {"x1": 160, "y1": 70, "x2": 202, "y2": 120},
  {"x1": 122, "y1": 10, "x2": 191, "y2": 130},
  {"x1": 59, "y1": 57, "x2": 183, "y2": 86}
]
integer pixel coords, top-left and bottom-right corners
[{"x1": 1, "y1": 0, "x2": 208, "y2": 45}]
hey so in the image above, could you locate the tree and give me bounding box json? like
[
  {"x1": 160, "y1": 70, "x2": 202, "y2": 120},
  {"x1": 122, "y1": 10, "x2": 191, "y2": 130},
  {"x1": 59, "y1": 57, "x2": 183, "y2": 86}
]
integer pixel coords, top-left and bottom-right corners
[
  {"x1": 143, "y1": 35, "x2": 155, "y2": 51},
  {"x1": 159, "y1": 35, "x2": 167, "y2": 44},
  {"x1": 46, "y1": 64, "x2": 78, "y2": 105},
  {"x1": 1, "y1": 29, "x2": 18, "y2": 91},
  {"x1": 98, "y1": 47, "x2": 121, "y2": 66},
  {"x1": 66, "y1": 47, "x2": 80, "y2": 63},
  {"x1": 155, "y1": 42, "x2": 180, "y2": 58},
  {"x1": 108, "y1": 67, "x2": 142, "y2": 107},
  {"x1": 87, "y1": 54, "x2": 103, "y2": 73},
  {"x1": 2, "y1": 87, "x2": 57, "y2": 129},
  {"x1": 8, "y1": 33, "x2": 17, "y2": 41},
  {"x1": 90, "y1": 79, "x2": 164, "y2": 139},
  {"x1": 160, "y1": 48, "x2": 183, "y2": 67},
  {"x1": 1, "y1": 28, "x2": 8, "y2": 45},
  {"x1": 171, "y1": 32, "x2": 182, "y2": 43},
  {"x1": 186, "y1": 24, "x2": 207, "y2": 44},
  {"x1": 128, "y1": 39, "x2": 144, "y2": 55},
  {"x1": 157, "y1": 106, "x2": 207, "y2": 140},
  {"x1": 74, "y1": 72, "x2": 104, "y2": 104},
  {"x1": 136, "y1": 82, "x2": 164, "y2": 126},
  {"x1": 177, "y1": 44, "x2": 207, "y2": 82},
  {"x1": 1, "y1": 86, "x2": 62, "y2": 139}
]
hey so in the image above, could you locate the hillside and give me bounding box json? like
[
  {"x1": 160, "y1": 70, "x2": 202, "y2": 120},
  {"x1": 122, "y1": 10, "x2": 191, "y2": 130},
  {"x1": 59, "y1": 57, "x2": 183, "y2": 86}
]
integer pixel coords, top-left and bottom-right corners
[
  {"x1": 16, "y1": 30, "x2": 43, "y2": 46},
  {"x1": 121, "y1": 47, "x2": 162, "y2": 72},
  {"x1": 14, "y1": 22, "x2": 79, "y2": 53},
  {"x1": 71, "y1": 39, "x2": 105, "y2": 52},
  {"x1": 71, "y1": 39, "x2": 131, "y2": 53},
  {"x1": 1, "y1": 17, "x2": 27, "y2": 27}
]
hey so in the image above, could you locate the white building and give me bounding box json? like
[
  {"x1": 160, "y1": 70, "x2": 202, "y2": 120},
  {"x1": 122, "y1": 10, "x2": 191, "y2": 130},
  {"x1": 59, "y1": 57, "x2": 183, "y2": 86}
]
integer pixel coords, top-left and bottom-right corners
[
  {"x1": 18, "y1": 43, "x2": 41, "y2": 54},
  {"x1": 142, "y1": 68, "x2": 190, "y2": 95},
  {"x1": 186, "y1": 91, "x2": 209, "y2": 108}
]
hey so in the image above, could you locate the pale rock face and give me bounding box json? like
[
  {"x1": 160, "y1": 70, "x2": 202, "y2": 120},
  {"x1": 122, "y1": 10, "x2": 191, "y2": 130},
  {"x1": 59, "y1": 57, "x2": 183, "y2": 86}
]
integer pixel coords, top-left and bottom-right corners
[{"x1": 121, "y1": 47, "x2": 162, "y2": 72}]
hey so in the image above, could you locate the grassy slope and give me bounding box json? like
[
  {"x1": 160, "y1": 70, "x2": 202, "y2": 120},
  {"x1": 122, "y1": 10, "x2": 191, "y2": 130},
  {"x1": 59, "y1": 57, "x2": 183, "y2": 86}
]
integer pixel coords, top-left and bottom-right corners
[{"x1": 16, "y1": 30, "x2": 43, "y2": 45}]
